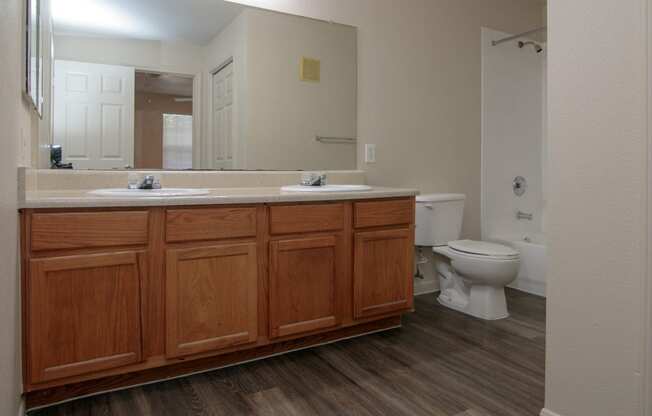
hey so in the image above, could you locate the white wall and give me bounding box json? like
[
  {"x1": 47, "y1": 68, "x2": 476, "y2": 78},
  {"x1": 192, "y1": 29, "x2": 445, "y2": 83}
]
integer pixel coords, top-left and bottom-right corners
[
  {"x1": 227, "y1": 0, "x2": 543, "y2": 239},
  {"x1": 545, "y1": 0, "x2": 649, "y2": 415},
  {"x1": 481, "y1": 27, "x2": 546, "y2": 297},
  {"x1": 481, "y1": 27, "x2": 545, "y2": 241},
  {"x1": 0, "y1": 0, "x2": 35, "y2": 413}
]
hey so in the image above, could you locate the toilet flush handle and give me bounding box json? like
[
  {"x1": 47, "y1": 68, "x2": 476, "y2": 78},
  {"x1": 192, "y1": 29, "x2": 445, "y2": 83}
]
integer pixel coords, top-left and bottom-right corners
[{"x1": 423, "y1": 203, "x2": 434, "y2": 210}]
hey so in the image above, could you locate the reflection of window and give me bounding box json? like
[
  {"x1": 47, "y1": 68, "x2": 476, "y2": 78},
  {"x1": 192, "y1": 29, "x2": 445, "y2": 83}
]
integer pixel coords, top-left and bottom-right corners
[{"x1": 163, "y1": 114, "x2": 193, "y2": 170}]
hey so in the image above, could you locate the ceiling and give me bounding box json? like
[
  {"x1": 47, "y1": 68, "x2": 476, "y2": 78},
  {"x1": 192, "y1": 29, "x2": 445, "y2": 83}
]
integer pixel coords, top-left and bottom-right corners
[
  {"x1": 135, "y1": 72, "x2": 194, "y2": 97},
  {"x1": 52, "y1": 0, "x2": 245, "y2": 45}
]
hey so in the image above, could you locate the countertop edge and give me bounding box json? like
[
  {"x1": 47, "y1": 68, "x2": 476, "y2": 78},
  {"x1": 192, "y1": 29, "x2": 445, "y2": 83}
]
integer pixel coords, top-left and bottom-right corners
[{"x1": 19, "y1": 188, "x2": 420, "y2": 209}]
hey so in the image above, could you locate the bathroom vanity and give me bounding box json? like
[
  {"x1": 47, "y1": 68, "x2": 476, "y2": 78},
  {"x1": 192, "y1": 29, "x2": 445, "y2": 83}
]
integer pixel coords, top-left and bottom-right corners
[{"x1": 19, "y1": 187, "x2": 416, "y2": 408}]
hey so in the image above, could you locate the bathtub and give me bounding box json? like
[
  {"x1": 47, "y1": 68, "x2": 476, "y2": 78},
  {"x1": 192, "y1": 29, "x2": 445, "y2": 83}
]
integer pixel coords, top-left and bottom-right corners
[{"x1": 490, "y1": 233, "x2": 547, "y2": 297}]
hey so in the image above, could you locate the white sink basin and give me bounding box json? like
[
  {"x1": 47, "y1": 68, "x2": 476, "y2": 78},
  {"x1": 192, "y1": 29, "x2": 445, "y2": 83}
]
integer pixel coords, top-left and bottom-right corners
[
  {"x1": 88, "y1": 188, "x2": 210, "y2": 198},
  {"x1": 281, "y1": 184, "x2": 373, "y2": 193}
]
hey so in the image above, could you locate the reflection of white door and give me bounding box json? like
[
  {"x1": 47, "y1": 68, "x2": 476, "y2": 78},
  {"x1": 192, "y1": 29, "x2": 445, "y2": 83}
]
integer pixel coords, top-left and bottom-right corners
[
  {"x1": 53, "y1": 60, "x2": 135, "y2": 169},
  {"x1": 212, "y1": 62, "x2": 233, "y2": 169}
]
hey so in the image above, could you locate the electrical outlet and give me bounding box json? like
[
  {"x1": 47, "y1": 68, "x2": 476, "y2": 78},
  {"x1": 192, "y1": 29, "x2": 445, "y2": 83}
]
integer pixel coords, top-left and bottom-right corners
[{"x1": 365, "y1": 144, "x2": 376, "y2": 163}]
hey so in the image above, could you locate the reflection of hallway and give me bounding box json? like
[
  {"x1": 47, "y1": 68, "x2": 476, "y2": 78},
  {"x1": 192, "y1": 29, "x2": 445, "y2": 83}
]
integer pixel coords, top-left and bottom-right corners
[{"x1": 134, "y1": 72, "x2": 193, "y2": 169}]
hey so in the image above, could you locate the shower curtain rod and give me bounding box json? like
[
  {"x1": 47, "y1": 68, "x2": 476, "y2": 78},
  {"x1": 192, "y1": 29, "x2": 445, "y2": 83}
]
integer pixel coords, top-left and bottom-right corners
[{"x1": 491, "y1": 27, "x2": 547, "y2": 46}]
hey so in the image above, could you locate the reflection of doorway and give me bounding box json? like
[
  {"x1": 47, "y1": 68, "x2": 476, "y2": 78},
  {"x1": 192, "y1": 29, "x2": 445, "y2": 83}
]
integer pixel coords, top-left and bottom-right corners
[
  {"x1": 212, "y1": 61, "x2": 234, "y2": 169},
  {"x1": 134, "y1": 71, "x2": 193, "y2": 169}
]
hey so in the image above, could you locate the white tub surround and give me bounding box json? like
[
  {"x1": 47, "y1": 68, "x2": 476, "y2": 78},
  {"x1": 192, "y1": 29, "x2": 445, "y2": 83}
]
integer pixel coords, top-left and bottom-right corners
[
  {"x1": 492, "y1": 234, "x2": 547, "y2": 297},
  {"x1": 481, "y1": 27, "x2": 547, "y2": 296}
]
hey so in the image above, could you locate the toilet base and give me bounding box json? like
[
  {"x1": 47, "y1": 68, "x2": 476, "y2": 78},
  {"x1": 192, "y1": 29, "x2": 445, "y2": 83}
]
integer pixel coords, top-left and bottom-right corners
[{"x1": 437, "y1": 284, "x2": 509, "y2": 320}]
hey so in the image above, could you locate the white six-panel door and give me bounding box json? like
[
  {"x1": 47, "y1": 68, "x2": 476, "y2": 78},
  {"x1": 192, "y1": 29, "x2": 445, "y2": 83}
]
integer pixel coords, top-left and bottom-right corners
[
  {"x1": 53, "y1": 60, "x2": 135, "y2": 169},
  {"x1": 212, "y1": 62, "x2": 234, "y2": 169}
]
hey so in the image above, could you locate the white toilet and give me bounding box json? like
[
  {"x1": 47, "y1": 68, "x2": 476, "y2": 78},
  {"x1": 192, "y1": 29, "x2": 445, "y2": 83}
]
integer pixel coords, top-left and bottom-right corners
[{"x1": 415, "y1": 194, "x2": 520, "y2": 320}]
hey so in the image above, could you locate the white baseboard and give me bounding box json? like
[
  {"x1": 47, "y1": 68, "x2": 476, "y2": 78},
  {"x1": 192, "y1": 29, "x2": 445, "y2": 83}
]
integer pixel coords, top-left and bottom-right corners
[
  {"x1": 413, "y1": 278, "x2": 438, "y2": 296},
  {"x1": 540, "y1": 408, "x2": 563, "y2": 416}
]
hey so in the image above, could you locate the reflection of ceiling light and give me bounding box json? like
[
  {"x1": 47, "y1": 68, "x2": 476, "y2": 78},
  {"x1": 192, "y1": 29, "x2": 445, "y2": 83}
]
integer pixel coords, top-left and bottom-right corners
[{"x1": 51, "y1": 0, "x2": 152, "y2": 38}]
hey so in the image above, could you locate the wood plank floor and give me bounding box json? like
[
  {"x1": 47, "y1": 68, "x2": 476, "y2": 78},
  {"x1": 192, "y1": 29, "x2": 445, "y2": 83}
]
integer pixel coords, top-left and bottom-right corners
[{"x1": 30, "y1": 289, "x2": 545, "y2": 416}]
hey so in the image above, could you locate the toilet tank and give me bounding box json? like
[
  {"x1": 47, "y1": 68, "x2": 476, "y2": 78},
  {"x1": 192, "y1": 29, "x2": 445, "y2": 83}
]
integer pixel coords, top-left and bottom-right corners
[{"x1": 415, "y1": 194, "x2": 466, "y2": 246}]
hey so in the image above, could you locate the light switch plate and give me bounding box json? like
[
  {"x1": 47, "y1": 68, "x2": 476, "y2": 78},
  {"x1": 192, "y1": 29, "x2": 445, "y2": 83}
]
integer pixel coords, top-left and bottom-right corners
[{"x1": 365, "y1": 144, "x2": 376, "y2": 163}]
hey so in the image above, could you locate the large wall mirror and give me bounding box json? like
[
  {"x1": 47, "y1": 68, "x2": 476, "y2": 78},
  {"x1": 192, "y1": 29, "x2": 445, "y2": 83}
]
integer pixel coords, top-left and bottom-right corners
[
  {"x1": 46, "y1": 0, "x2": 357, "y2": 171},
  {"x1": 25, "y1": 0, "x2": 43, "y2": 116}
]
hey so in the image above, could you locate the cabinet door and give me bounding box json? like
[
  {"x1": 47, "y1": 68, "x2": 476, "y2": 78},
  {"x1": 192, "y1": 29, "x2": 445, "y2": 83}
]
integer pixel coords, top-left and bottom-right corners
[
  {"x1": 354, "y1": 228, "x2": 413, "y2": 319},
  {"x1": 28, "y1": 252, "x2": 144, "y2": 383},
  {"x1": 270, "y1": 236, "x2": 340, "y2": 338},
  {"x1": 166, "y1": 243, "x2": 258, "y2": 358}
]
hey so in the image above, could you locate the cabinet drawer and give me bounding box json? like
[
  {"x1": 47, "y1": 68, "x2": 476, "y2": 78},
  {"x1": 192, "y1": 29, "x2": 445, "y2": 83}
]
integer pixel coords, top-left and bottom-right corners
[
  {"x1": 31, "y1": 211, "x2": 149, "y2": 252},
  {"x1": 166, "y1": 207, "x2": 257, "y2": 243},
  {"x1": 269, "y1": 203, "x2": 345, "y2": 235},
  {"x1": 354, "y1": 199, "x2": 413, "y2": 229}
]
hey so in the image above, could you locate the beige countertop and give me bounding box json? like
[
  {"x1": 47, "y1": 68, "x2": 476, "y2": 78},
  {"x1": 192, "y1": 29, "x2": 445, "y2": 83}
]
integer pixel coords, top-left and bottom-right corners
[{"x1": 20, "y1": 186, "x2": 419, "y2": 209}]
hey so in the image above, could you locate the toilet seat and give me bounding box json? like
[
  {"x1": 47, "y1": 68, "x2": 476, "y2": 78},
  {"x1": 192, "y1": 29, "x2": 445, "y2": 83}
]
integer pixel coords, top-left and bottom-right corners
[{"x1": 448, "y1": 240, "x2": 519, "y2": 260}]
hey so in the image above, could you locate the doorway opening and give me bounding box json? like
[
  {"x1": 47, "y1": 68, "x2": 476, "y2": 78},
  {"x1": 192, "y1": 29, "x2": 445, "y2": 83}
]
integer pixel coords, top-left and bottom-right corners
[{"x1": 134, "y1": 71, "x2": 194, "y2": 169}]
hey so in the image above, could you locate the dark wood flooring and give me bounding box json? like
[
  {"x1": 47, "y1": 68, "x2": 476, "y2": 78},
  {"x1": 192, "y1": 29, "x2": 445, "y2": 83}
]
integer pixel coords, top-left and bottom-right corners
[{"x1": 30, "y1": 289, "x2": 545, "y2": 416}]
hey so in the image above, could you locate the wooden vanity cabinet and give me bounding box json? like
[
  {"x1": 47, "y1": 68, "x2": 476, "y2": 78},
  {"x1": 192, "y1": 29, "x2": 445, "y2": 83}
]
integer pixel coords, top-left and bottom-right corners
[
  {"x1": 270, "y1": 235, "x2": 342, "y2": 338},
  {"x1": 164, "y1": 206, "x2": 261, "y2": 358},
  {"x1": 23, "y1": 211, "x2": 151, "y2": 385},
  {"x1": 353, "y1": 228, "x2": 414, "y2": 318},
  {"x1": 20, "y1": 197, "x2": 415, "y2": 408},
  {"x1": 28, "y1": 251, "x2": 145, "y2": 383},
  {"x1": 268, "y1": 203, "x2": 348, "y2": 339},
  {"x1": 166, "y1": 243, "x2": 258, "y2": 358},
  {"x1": 352, "y1": 199, "x2": 415, "y2": 319}
]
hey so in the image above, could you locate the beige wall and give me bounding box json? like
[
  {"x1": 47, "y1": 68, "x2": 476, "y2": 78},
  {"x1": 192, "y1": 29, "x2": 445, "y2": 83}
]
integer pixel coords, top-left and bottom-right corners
[
  {"x1": 544, "y1": 0, "x2": 649, "y2": 415},
  {"x1": 203, "y1": 8, "x2": 357, "y2": 170},
  {"x1": 245, "y1": 9, "x2": 357, "y2": 170},
  {"x1": 53, "y1": 35, "x2": 203, "y2": 75},
  {"x1": 0, "y1": 0, "x2": 38, "y2": 413},
  {"x1": 227, "y1": 0, "x2": 543, "y2": 238}
]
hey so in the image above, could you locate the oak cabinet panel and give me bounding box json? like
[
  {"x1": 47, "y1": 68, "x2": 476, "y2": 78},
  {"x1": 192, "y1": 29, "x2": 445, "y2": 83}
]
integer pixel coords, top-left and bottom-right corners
[
  {"x1": 354, "y1": 199, "x2": 413, "y2": 229},
  {"x1": 31, "y1": 211, "x2": 149, "y2": 251},
  {"x1": 166, "y1": 207, "x2": 257, "y2": 243},
  {"x1": 353, "y1": 228, "x2": 414, "y2": 319},
  {"x1": 28, "y1": 252, "x2": 144, "y2": 383},
  {"x1": 269, "y1": 203, "x2": 345, "y2": 235},
  {"x1": 269, "y1": 236, "x2": 340, "y2": 338},
  {"x1": 166, "y1": 243, "x2": 258, "y2": 358}
]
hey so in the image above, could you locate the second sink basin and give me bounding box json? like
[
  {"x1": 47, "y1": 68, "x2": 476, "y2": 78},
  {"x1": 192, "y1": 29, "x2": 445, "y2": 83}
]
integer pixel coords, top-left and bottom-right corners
[
  {"x1": 281, "y1": 184, "x2": 373, "y2": 193},
  {"x1": 88, "y1": 188, "x2": 211, "y2": 198}
]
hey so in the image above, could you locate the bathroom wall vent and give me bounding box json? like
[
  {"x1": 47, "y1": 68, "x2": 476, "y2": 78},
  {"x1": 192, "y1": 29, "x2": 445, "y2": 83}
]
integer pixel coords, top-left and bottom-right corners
[{"x1": 300, "y1": 57, "x2": 321, "y2": 82}]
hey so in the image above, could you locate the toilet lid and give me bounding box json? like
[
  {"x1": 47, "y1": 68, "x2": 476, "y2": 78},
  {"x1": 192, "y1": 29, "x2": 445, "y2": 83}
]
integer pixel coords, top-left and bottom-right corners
[{"x1": 448, "y1": 240, "x2": 519, "y2": 258}]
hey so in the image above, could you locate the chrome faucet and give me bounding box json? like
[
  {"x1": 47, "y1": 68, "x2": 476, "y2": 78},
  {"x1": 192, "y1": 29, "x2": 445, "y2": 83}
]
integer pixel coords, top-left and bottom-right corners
[
  {"x1": 129, "y1": 175, "x2": 161, "y2": 190},
  {"x1": 516, "y1": 211, "x2": 533, "y2": 221},
  {"x1": 300, "y1": 173, "x2": 327, "y2": 187}
]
